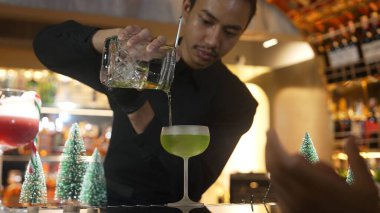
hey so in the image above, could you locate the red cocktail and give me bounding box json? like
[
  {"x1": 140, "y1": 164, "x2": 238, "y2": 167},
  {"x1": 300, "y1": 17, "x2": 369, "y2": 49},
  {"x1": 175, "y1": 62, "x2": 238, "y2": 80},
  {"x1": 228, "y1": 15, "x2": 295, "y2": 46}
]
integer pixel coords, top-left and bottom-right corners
[
  {"x1": 0, "y1": 89, "x2": 40, "y2": 150},
  {"x1": 0, "y1": 116, "x2": 39, "y2": 147},
  {"x1": 0, "y1": 89, "x2": 40, "y2": 211}
]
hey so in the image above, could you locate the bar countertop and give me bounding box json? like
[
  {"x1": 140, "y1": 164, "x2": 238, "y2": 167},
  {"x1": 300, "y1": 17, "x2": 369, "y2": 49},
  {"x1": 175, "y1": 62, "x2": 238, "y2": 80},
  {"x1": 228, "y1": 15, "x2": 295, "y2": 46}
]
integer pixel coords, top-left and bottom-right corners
[{"x1": 10, "y1": 203, "x2": 280, "y2": 213}]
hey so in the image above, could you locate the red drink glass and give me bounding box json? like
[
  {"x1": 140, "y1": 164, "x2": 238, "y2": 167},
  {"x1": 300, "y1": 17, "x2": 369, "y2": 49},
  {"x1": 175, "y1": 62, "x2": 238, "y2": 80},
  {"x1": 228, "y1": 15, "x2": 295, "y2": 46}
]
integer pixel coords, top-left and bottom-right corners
[{"x1": 0, "y1": 89, "x2": 40, "y2": 211}]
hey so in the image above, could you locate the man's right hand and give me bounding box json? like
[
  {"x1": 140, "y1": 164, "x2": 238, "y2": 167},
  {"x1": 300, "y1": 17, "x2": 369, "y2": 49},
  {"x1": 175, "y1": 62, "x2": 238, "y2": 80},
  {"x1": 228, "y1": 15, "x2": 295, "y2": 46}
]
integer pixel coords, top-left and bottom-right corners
[
  {"x1": 92, "y1": 28, "x2": 122, "y2": 53},
  {"x1": 118, "y1": 25, "x2": 167, "y2": 53}
]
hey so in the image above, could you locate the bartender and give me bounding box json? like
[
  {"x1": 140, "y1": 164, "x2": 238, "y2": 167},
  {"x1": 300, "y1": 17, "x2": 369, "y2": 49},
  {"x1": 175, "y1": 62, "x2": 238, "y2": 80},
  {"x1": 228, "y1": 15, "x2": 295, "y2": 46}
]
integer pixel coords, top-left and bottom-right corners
[{"x1": 33, "y1": 0, "x2": 258, "y2": 205}]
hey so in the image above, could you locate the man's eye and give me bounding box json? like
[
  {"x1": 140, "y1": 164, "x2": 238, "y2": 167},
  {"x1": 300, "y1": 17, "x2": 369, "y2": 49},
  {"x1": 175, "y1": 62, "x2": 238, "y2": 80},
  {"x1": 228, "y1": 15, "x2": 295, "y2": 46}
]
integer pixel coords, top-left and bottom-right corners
[
  {"x1": 200, "y1": 17, "x2": 213, "y2": 26},
  {"x1": 225, "y1": 30, "x2": 238, "y2": 37}
]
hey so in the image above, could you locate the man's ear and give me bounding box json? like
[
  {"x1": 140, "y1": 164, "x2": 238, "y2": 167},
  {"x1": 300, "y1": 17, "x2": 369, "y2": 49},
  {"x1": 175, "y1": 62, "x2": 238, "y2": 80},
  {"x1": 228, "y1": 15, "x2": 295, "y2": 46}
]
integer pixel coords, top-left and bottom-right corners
[{"x1": 182, "y1": 0, "x2": 192, "y2": 20}]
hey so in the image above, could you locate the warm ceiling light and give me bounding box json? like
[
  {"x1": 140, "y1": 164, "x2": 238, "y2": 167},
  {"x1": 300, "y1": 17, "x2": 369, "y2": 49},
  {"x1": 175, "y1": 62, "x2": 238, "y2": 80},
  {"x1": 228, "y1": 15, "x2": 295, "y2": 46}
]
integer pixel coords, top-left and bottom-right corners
[
  {"x1": 333, "y1": 152, "x2": 380, "y2": 160},
  {"x1": 263, "y1": 38, "x2": 279, "y2": 48}
]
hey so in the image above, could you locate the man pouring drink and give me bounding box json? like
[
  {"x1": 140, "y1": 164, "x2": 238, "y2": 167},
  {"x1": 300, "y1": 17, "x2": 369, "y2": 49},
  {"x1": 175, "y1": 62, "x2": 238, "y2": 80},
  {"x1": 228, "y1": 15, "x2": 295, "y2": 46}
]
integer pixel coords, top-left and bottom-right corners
[{"x1": 33, "y1": 0, "x2": 258, "y2": 205}]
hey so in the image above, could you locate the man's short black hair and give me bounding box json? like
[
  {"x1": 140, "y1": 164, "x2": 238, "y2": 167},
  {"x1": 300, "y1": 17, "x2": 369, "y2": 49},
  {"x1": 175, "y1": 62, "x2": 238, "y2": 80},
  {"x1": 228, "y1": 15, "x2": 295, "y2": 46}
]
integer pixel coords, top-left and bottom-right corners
[{"x1": 188, "y1": 0, "x2": 257, "y2": 28}]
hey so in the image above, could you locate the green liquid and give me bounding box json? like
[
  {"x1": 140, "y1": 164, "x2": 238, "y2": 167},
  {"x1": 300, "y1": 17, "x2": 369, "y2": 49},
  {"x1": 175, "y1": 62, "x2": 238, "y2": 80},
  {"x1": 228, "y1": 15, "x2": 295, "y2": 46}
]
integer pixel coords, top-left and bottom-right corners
[
  {"x1": 108, "y1": 59, "x2": 166, "y2": 90},
  {"x1": 167, "y1": 92, "x2": 172, "y2": 126},
  {"x1": 160, "y1": 134, "x2": 210, "y2": 158}
]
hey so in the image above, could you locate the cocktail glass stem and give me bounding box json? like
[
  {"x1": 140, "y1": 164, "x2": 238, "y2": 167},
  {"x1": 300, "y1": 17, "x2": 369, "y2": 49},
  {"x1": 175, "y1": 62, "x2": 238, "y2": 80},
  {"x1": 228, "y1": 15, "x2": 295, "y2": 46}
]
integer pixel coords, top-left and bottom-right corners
[
  {"x1": 168, "y1": 157, "x2": 203, "y2": 207},
  {"x1": 182, "y1": 157, "x2": 190, "y2": 202}
]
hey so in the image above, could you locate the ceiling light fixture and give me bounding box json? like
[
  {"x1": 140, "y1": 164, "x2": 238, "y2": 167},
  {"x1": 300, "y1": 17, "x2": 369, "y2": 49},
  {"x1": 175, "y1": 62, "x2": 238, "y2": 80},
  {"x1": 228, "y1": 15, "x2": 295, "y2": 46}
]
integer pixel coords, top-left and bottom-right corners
[{"x1": 263, "y1": 38, "x2": 279, "y2": 48}]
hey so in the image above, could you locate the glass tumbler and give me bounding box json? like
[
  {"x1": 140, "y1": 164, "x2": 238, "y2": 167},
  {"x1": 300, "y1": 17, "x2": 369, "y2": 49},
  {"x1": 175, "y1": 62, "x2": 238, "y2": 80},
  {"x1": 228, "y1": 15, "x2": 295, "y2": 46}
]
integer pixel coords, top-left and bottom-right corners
[{"x1": 100, "y1": 36, "x2": 176, "y2": 93}]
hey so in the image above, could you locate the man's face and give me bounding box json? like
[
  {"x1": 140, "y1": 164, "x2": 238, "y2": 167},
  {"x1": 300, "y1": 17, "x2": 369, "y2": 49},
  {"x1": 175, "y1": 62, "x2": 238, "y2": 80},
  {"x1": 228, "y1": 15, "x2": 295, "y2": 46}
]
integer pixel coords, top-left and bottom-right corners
[{"x1": 180, "y1": 0, "x2": 251, "y2": 69}]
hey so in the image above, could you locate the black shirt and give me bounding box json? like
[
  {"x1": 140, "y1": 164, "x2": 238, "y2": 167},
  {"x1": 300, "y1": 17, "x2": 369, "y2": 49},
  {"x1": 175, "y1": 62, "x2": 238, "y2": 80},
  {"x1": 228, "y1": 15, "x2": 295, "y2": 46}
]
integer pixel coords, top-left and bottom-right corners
[{"x1": 33, "y1": 20, "x2": 258, "y2": 205}]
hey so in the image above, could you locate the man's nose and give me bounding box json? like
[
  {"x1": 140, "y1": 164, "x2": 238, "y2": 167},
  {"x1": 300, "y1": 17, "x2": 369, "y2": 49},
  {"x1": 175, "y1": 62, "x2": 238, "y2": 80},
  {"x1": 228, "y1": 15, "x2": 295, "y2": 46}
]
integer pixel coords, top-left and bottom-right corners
[{"x1": 205, "y1": 26, "x2": 222, "y2": 48}]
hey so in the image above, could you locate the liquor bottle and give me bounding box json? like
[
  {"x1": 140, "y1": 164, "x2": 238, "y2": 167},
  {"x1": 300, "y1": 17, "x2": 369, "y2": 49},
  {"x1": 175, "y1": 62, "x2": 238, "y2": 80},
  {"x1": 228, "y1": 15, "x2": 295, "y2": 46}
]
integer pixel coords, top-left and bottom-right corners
[
  {"x1": 345, "y1": 20, "x2": 365, "y2": 79},
  {"x1": 51, "y1": 131, "x2": 64, "y2": 155},
  {"x1": 364, "y1": 97, "x2": 380, "y2": 148},
  {"x1": 96, "y1": 126, "x2": 111, "y2": 156},
  {"x1": 359, "y1": 15, "x2": 374, "y2": 77},
  {"x1": 368, "y1": 11, "x2": 380, "y2": 75},
  {"x1": 338, "y1": 24, "x2": 354, "y2": 80},
  {"x1": 316, "y1": 23, "x2": 332, "y2": 83},
  {"x1": 361, "y1": 15, "x2": 373, "y2": 42},
  {"x1": 38, "y1": 127, "x2": 52, "y2": 157},
  {"x1": 351, "y1": 101, "x2": 366, "y2": 139},
  {"x1": 331, "y1": 102, "x2": 341, "y2": 139},
  {"x1": 348, "y1": 21, "x2": 364, "y2": 54},
  {"x1": 336, "y1": 98, "x2": 352, "y2": 138},
  {"x1": 314, "y1": 32, "x2": 335, "y2": 83},
  {"x1": 326, "y1": 27, "x2": 345, "y2": 82},
  {"x1": 41, "y1": 162, "x2": 58, "y2": 205},
  {"x1": 370, "y1": 11, "x2": 380, "y2": 40},
  {"x1": 2, "y1": 170, "x2": 22, "y2": 207}
]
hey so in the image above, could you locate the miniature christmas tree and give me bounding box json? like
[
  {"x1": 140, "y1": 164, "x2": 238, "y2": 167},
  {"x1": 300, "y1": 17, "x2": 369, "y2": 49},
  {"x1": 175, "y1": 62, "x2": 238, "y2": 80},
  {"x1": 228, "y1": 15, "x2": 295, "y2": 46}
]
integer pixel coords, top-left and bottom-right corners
[
  {"x1": 55, "y1": 123, "x2": 87, "y2": 203},
  {"x1": 300, "y1": 132, "x2": 319, "y2": 164},
  {"x1": 346, "y1": 167, "x2": 354, "y2": 185},
  {"x1": 19, "y1": 151, "x2": 47, "y2": 205},
  {"x1": 79, "y1": 148, "x2": 107, "y2": 207},
  {"x1": 19, "y1": 92, "x2": 47, "y2": 209}
]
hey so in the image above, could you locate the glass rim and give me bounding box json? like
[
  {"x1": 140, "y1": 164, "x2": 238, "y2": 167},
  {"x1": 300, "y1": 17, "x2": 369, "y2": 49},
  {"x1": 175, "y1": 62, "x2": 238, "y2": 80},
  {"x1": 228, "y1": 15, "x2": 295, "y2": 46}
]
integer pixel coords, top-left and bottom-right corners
[
  {"x1": 0, "y1": 88, "x2": 26, "y2": 95},
  {"x1": 161, "y1": 125, "x2": 209, "y2": 135},
  {"x1": 0, "y1": 88, "x2": 26, "y2": 92},
  {"x1": 108, "y1": 36, "x2": 175, "y2": 50}
]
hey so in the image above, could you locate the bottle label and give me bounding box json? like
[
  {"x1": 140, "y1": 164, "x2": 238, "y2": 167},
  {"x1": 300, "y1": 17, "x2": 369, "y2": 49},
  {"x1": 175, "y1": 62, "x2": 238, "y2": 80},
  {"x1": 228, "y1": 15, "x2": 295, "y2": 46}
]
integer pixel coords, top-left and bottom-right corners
[
  {"x1": 328, "y1": 46, "x2": 360, "y2": 68},
  {"x1": 362, "y1": 40, "x2": 380, "y2": 64}
]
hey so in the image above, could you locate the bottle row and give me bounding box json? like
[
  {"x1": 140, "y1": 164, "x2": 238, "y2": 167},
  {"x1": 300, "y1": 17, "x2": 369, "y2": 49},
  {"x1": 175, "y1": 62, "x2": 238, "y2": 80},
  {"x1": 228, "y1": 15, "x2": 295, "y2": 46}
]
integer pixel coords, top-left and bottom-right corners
[
  {"x1": 331, "y1": 94, "x2": 380, "y2": 148},
  {"x1": 311, "y1": 9, "x2": 380, "y2": 83},
  {"x1": 273, "y1": 0, "x2": 380, "y2": 36}
]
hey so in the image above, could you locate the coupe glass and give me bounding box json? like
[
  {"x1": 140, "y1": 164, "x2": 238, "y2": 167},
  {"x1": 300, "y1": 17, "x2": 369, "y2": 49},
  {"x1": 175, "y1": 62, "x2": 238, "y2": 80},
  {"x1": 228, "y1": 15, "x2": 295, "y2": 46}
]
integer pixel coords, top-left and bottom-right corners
[
  {"x1": 0, "y1": 89, "x2": 40, "y2": 211},
  {"x1": 160, "y1": 125, "x2": 210, "y2": 207}
]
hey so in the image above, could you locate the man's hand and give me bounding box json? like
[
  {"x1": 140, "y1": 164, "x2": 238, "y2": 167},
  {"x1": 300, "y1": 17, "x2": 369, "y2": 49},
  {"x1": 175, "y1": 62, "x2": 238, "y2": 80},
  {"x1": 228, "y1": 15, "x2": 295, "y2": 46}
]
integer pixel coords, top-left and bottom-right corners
[
  {"x1": 91, "y1": 25, "x2": 167, "y2": 55},
  {"x1": 265, "y1": 130, "x2": 380, "y2": 213},
  {"x1": 118, "y1": 25, "x2": 167, "y2": 53},
  {"x1": 91, "y1": 28, "x2": 122, "y2": 53}
]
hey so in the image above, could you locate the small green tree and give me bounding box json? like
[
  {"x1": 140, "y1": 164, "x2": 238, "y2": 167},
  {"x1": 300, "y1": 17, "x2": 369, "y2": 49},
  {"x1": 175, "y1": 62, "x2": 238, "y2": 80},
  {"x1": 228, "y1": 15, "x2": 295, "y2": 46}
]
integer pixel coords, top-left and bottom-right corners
[
  {"x1": 19, "y1": 152, "x2": 47, "y2": 205},
  {"x1": 300, "y1": 132, "x2": 319, "y2": 164},
  {"x1": 80, "y1": 148, "x2": 107, "y2": 207},
  {"x1": 346, "y1": 167, "x2": 354, "y2": 185},
  {"x1": 55, "y1": 123, "x2": 87, "y2": 203}
]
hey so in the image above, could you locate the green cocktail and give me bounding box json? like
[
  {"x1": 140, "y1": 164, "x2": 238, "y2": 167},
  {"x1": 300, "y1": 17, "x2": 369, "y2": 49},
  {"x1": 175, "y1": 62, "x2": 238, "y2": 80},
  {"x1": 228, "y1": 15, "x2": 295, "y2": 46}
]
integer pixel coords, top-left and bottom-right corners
[
  {"x1": 161, "y1": 134, "x2": 209, "y2": 158},
  {"x1": 160, "y1": 125, "x2": 210, "y2": 207}
]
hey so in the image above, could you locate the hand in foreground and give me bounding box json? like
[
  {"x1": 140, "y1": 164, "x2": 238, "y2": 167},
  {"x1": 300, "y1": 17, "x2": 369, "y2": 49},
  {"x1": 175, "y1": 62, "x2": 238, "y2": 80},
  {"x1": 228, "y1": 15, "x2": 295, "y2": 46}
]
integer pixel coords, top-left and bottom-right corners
[{"x1": 265, "y1": 129, "x2": 380, "y2": 213}]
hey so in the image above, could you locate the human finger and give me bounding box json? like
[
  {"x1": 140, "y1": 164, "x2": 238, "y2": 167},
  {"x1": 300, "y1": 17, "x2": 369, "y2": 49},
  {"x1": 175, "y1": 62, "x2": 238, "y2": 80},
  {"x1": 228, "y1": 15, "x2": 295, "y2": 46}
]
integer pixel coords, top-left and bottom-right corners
[
  {"x1": 286, "y1": 156, "x2": 347, "y2": 193},
  {"x1": 345, "y1": 136, "x2": 373, "y2": 184},
  {"x1": 314, "y1": 161, "x2": 345, "y2": 182},
  {"x1": 127, "y1": 28, "x2": 153, "y2": 47},
  {"x1": 273, "y1": 159, "x2": 349, "y2": 213},
  {"x1": 118, "y1": 25, "x2": 141, "y2": 40},
  {"x1": 265, "y1": 129, "x2": 290, "y2": 172},
  {"x1": 146, "y1": 35, "x2": 167, "y2": 52},
  {"x1": 265, "y1": 130, "x2": 308, "y2": 193}
]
